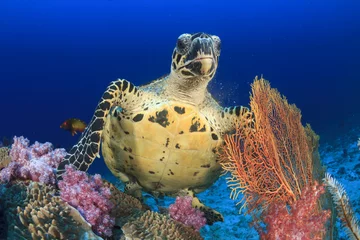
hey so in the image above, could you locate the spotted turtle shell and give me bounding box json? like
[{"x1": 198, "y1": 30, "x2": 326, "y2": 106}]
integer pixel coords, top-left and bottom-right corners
[{"x1": 101, "y1": 101, "x2": 223, "y2": 194}]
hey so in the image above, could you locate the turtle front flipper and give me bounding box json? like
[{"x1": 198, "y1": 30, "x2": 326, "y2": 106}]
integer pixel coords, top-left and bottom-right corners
[
  {"x1": 183, "y1": 189, "x2": 224, "y2": 225},
  {"x1": 56, "y1": 79, "x2": 140, "y2": 180}
]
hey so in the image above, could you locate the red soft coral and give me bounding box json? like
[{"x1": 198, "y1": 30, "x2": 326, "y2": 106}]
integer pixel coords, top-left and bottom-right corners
[
  {"x1": 0, "y1": 136, "x2": 66, "y2": 184},
  {"x1": 58, "y1": 165, "x2": 115, "y2": 237},
  {"x1": 260, "y1": 182, "x2": 331, "y2": 240},
  {"x1": 169, "y1": 196, "x2": 207, "y2": 230}
]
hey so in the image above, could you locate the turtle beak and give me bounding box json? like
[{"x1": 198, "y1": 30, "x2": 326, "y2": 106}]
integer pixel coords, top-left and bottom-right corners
[
  {"x1": 185, "y1": 57, "x2": 216, "y2": 76},
  {"x1": 194, "y1": 57, "x2": 215, "y2": 75}
]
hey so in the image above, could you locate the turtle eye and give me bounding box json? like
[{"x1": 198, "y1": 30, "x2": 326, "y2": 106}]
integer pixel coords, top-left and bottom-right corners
[
  {"x1": 212, "y1": 35, "x2": 221, "y2": 56},
  {"x1": 176, "y1": 33, "x2": 191, "y2": 55}
]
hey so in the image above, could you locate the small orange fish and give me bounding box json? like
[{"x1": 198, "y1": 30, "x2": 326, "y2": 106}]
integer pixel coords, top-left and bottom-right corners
[{"x1": 60, "y1": 118, "x2": 87, "y2": 136}]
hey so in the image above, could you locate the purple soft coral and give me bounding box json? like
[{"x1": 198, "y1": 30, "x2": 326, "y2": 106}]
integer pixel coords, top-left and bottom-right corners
[
  {"x1": 0, "y1": 136, "x2": 66, "y2": 184},
  {"x1": 58, "y1": 165, "x2": 115, "y2": 237},
  {"x1": 169, "y1": 196, "x2": 207, "y2": 230}
]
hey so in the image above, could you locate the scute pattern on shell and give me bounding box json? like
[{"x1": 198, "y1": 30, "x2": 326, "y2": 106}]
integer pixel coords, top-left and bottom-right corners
[{"x1": 103, "y1": 102, "x2": 223, "y2": 194}]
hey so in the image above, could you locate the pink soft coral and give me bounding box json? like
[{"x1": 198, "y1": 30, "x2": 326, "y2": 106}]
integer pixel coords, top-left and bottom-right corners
[
  {"x1": 169, "y1": 196, "x2": 207, "y2": 230},
  {"x1": 0, "y1": 136, "x2": 66, "y2": 184},
  {"x1": 58, "y1": 165, "x2": 115, "y2": 237},
  {"x1": 260, "y1": 182, "x2": 331, "y2": 240}
]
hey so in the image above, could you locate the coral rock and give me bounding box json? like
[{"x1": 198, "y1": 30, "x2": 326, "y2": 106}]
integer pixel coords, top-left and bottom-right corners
[
  {"x1": 1, "y1": 181, "x2": 102, "y2": 240},
  {"x1": 121, "y1": 210, "x2": 203, "y2": 240},
  {"x1": 103, "y1": 180, "x2": 147, "y2": 218}
]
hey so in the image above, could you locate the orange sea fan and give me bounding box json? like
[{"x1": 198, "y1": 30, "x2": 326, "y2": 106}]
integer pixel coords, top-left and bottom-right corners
[{"x1": 220, "y1": 77, "x2": 316, "y2": 213}]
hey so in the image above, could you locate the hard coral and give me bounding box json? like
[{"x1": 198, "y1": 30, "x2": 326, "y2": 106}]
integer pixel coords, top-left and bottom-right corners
[
  {"x1": 101, "y1": 180, "x2": 150, "y2": 239},
  {"x1": 0, "y1": 136, "x2": 66, "y2": 184},
  {"x1": 102, "y1": 180, "x2": 147, "y2": 218},
  {"x1": 169, "y1": 196, "x2": 206, "y2": 230},
  {"x1": 58, "y1": 165, "x2": 115, "y2": 237},
  {"x1": 122, "y1": 210, "x2": 203, "y2": 240},
  {"x1": 1, "y1": 181, "x2": 101, "y2": 240}
]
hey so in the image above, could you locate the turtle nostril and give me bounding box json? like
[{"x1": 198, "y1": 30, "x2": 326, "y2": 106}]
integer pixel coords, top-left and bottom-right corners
[{"x1": 199, "y1": 33, "x2": 209, "y2": 38}]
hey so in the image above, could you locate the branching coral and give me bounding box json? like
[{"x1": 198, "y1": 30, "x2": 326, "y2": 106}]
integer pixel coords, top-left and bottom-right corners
[
  {"x1": 122, "y1": 210, "x2": 203, "y2": 240},
  {"x1": 220, "y1": 78, "x2": 317, "y2": 212},
  {"x1": 102, "y1": 179, "x2": 147, "y2": 218},
  {"x1": 1, "y1": 181, "x2": 101, "y2": 240}
]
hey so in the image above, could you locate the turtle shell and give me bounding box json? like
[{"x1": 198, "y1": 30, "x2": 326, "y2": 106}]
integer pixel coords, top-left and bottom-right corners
[{"x1": 101, "y1": 101, "x2": 223, "y2": 194}]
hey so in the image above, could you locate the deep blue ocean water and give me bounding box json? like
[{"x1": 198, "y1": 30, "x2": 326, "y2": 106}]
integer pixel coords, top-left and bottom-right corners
[{"x1": 0, "y1": 1, "x2": 360, "y2": 239}]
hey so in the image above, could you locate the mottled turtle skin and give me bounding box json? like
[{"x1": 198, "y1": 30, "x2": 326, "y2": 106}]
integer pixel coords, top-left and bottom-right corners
[{"x1": 57, "y1": 33, "x2": 254, "y2": 224}]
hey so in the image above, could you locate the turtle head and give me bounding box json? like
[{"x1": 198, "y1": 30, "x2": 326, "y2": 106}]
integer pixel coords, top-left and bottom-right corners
[{"x1": 170, "y1": 32, "x2": 221, "y2": 81}]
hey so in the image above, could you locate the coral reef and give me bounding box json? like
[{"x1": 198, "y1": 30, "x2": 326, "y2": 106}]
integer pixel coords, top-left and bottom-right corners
[
  {"x1": 0, "y1": 137, "x2": 203, "y2": 240},
  {"x1": 0, "y1": 184, "x2": 7, "y2": 240},
  {"x1": 58, "y1": 165, "x2": 115, "y2": 237},
  {"x1": 0, "y1": 173, "x2": 205, "y2": 240},
  {"x1": 121, "y1": 210, "x2": 203, "y2": 240},
  {"x1": 259, "y1": 182, "x2": 331, "y2": 239},
  {"x1": 0, "y1": 147, "x2": 10, "y2": 170},
  {"x1": 103, "y1": 179, "x2": 148, "y2": 218},
  {"x1": 0, "y1": 136, "x2": 66, "y2": 184},
  {"x1": 220, "y1": 78, "x2": 334, "y2": 238},
  {"x1": 1, "y1": 181, "x2": 101, "y2": 239},
  {"x1": 1, "y1": 180, "x2": 28, "y2": 240},
  {"x1": 169, "y1": 196, "x2": 206, "y2": 230}
]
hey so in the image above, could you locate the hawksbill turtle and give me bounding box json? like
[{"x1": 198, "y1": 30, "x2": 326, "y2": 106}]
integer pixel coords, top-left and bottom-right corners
[{"x1": 57, "y1": 32, "x2": 254, "y2": 224}]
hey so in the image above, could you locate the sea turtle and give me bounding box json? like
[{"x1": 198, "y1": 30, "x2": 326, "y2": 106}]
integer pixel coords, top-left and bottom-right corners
[{"x1": 57, "y1": 32, "x2": 254, "y2": 224}]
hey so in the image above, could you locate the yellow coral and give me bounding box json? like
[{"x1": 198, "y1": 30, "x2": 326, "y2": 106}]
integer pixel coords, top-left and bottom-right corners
[{"x1": 0, "y1": 147, "x2": 10, "y2": 170}]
